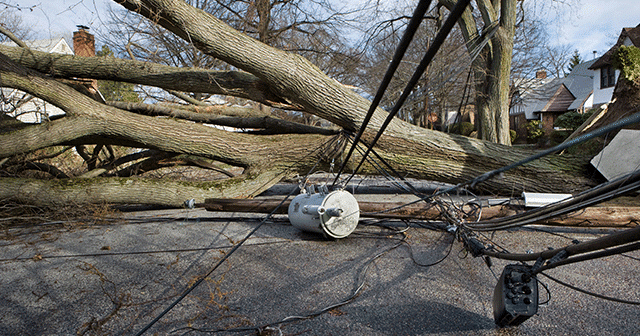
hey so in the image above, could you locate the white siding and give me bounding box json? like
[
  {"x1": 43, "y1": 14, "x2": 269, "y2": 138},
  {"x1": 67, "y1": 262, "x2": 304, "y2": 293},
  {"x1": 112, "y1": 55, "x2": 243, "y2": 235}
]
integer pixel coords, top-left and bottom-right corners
[
  {"x1": 1, "y1": 38, "x2": 72, "y2": 123},
  {"x1": 591, "y1": 68, "x2": 619, "y2": 106}
]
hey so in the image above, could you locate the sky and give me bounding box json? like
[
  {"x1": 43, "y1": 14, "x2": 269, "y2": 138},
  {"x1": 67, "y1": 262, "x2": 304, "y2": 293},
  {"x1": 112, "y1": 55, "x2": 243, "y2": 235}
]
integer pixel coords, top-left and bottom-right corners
[
  {"x1": 547, "y1": 0, "x2": 640, "y2": 60},
  {"x1": 4, "y1": 0, "x2": 640, "y2": 62}
]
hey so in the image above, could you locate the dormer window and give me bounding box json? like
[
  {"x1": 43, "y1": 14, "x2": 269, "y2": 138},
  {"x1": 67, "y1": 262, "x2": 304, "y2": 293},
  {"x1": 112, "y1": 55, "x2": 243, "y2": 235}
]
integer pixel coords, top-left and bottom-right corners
[{"x1": 600, "y1": 65, "x2": 616, "y2": 88}]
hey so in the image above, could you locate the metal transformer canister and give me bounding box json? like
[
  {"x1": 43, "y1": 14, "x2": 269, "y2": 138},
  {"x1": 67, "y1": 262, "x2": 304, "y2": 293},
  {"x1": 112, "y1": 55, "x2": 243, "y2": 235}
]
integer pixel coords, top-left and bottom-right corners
[{"x1": 288, "y1": 189, "x2": 359, "y2": 239}]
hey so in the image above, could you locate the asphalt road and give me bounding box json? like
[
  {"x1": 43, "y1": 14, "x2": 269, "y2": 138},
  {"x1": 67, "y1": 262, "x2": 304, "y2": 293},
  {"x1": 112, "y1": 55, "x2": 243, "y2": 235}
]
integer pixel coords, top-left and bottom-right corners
[{"x1": 0, "y1": 202, "x2": 638, "y2": 335}]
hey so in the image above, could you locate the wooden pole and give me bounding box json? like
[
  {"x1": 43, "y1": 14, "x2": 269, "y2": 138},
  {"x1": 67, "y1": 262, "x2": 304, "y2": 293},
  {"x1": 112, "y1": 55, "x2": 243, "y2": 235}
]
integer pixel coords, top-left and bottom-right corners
[{"x1": 202, "y1": 198, "x2": 640, "y2": 227}]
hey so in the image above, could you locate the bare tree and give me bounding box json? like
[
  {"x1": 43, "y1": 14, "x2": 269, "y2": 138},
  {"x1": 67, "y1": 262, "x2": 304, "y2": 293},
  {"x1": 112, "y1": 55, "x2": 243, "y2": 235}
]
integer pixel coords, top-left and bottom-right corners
[
  {"x1": 0, "y1": 7, "x2": 34, "y2": 44},
  {"x1": 0, "y1": 0, "x2": 597, "y2": 207}
]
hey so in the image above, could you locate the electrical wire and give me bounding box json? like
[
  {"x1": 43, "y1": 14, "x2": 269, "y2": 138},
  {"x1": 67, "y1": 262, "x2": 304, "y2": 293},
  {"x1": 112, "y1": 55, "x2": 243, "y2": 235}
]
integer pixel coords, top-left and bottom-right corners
[
  {"x1": 172, "y1": 239, "x2": 405, "y2": 335},
  {"x1": 334, "y1": 13, "x2": 499, "y2": 189},
  {"x1": 531, "y1": 241, "x2": 640, "y2": 275},
  {"x1": 341, "y1": 0, "x2": 472, "y2": 188},
  {"x1": 172, "y1": 220, "x2": 456, "y2": 335},
  {"x1": 464, "y1": 171, "x2": 640, "y2": 231},
  {"x1": 479, "y1": 226, "x2": 640, "y2": 262},
  {"x1": 403, "y1": 232, "x2": 455, "y2": 267},
  {"x1": 540, "y1": 272, "x2": 640, "y2": 305},
  {"x1": 134, "y1": 135, "x2": 340, "y2": 335},
  {"x1": 367, "y1": 109, "x2": 640, "y2": 219},
  {"x1": 0, "y1": 240, "x2": 291, "y2": 263},
  {"x1": 333, "y1": 0, "x2": 436, "y2": 187},
  {"x1": 537, "y1": 278, "x2": 552, "y2": 305}
]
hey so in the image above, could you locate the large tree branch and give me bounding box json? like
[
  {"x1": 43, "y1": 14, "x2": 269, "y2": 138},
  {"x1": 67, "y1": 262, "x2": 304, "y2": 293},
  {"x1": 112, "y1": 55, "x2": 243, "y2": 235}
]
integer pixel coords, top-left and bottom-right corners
[
  {"x1": 114, "y1": 0, "x2": 381, "y2": 132},
  {"x1": 107, "y1": 101, "x2": 340, "y2": 135},
  {"x1": 0, "y1": 44, "x2": 301, "y2": 110},
  {"x1": 108, "y1": 0, "x2": 595, "y2": 194},
  {"x1": 0, "y1": 2, "x2": 598, "y2": 200},
  {"x1": 0, "y1": 170, "x2": 286, "y2": 207},
  {"x1": 476, "y1": 0, "x2": 498, "y2": 26},
  {"x1": 0, "y1": 25, "x2": 28, "y2": 48},
  {"x1": 0, "y1": 53, "x2": 338, "y2": 172}
]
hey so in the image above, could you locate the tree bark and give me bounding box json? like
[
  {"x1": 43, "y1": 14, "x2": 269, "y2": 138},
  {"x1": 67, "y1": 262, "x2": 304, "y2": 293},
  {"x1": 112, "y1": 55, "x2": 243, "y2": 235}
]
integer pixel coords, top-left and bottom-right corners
[{"x1": 0, "y1": 172, "x2": 284, "y2": 207}]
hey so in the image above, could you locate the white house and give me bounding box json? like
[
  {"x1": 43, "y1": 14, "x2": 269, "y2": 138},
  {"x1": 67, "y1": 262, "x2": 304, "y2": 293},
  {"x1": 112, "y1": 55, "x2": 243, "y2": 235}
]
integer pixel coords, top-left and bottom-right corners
[
  {"x1": 1, "y1": 38, "x2": 74, "y2": 123},
  {"x1": 509, "y1": 23, "x2": 640, "y2": 137},
  {"x1": 588, "y1": 23, "x2": 640, "y2": 106}
]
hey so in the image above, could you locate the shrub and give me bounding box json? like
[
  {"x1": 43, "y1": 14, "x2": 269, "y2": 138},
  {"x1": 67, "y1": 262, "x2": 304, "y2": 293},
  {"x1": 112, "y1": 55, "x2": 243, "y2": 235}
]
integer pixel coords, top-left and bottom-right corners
[
  {"x1": 550, "y1": 130, "x2": 571, "y2": 145},
  {"x1": 554, "y1": 110, "x2": 594, "y2": 130},
  {"x1": 525, "y1": 120, "x2": 543, "y2": 143},
  {"x1": 510, "y1": 129, "x2": 517, "y2": 143},
  {"x1": 449, "y1": 122, "x2": 474, "y2": 136}
]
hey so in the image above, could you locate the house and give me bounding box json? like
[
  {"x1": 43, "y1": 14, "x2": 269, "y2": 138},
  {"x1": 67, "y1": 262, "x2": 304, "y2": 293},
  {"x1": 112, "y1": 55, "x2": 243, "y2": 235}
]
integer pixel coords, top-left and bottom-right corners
[
  {"x1": 588, "y1": 23, "x2": 640, "y2": 106},
  {"x1": 509, "y1": 65, "x2": 594, "y2": 138},
  {"x1": 1, "y1": 27, "x2": 96, "y2": 123},
  {"x1": 509, "y1": 70, "x2": 582, "y2": 138},
  {"x1": 509, "y1": 23, "x2": 640, "y2": 140},
  {"x1": 1, "y1": 38, "x2": 73, "y2": 123}
]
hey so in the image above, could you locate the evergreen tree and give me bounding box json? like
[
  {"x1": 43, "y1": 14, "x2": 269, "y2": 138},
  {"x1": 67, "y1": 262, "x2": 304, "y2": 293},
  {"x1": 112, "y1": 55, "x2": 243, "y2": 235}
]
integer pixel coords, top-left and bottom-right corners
[
  {"x1": 566, "y1": 49, "x2": 582, "y2": 73},
  {"x1": 97, "y1": 46, "x2": 141, "y2": 102}
]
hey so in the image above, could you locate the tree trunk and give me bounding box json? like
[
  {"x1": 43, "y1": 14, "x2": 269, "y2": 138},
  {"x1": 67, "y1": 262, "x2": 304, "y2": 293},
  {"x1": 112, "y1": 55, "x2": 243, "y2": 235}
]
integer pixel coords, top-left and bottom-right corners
[{"x1": 440, "y1": 0, "x2": 515, "y2": 145}]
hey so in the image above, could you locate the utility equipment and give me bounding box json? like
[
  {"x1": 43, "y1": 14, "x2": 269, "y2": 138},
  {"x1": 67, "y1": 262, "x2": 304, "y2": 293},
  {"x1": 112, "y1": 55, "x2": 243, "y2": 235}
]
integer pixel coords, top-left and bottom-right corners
[
  {"x1": 288, "y1": 186, "x2": 359, "y2": 239},
  {"x1": 493, "y1": 264, "x2": 539, "y2": 327}
]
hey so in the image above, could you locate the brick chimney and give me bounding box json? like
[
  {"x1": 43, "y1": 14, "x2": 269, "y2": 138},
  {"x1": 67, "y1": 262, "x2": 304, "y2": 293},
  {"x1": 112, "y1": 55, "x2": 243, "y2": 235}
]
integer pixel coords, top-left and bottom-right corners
[
  {"x1": 71, "y1": 25, "x2": 103, "y2": 102},
  {"x1": 536, "y1": 70, "x2": 547, "y2": 79},
  {"x1": 73, "y1": 25, "x2": 95, "y2": 57}
]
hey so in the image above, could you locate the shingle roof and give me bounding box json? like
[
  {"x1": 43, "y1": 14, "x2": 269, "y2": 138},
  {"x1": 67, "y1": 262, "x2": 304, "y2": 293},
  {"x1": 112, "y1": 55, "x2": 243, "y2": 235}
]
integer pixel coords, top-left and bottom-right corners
[
  {"x1": 589, "y1": 23, "x2": 640, "y2": 70},
  {"x1": 565, "y1": 59, "x2": 596, "y2": 110}
]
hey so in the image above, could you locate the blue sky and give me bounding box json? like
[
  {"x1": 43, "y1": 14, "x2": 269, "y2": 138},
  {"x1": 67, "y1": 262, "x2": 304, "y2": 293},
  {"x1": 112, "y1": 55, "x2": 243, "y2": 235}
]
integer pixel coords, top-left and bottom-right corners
[
  {"x1": 548, "y1": 0, "x2": 640, "y2": 60},
  {"x1": 8, "y1": 0, "x2": 640, "y2": 61}
]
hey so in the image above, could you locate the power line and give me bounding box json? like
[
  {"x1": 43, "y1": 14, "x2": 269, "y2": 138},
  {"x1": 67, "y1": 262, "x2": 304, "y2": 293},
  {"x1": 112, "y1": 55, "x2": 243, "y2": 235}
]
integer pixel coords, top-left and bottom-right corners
[
  {"x1": 339, "y1": 0, "x2": 473, "y2": 187},
  {"x1": 134, "y1": 136, "x2": 339, "y2": 335},
  {"x1": 541, "y1": 272, "x2": 640, "y2": 305},
  {"x1": 332, "y1": 0, "x2": 436, "y2": 187}
]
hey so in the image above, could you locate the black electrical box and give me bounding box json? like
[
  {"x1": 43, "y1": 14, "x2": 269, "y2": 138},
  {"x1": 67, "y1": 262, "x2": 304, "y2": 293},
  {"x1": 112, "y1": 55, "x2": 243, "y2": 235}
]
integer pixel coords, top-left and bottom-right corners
[{"x1": 493, "y1": 264, "x2": 538, "y2": 327}]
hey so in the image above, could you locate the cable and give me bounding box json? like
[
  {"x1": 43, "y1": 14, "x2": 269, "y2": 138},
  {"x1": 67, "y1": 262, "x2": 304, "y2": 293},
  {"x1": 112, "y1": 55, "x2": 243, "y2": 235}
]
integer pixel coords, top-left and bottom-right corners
[
  {"x1": 541, "y1": 272, "x2": 640, "y2": 305},
  {"x1": 333, "y1": 0, "x2": 435, "y2": 187},
  {"x1": 379, "y1": 109, "x2": 640, "y2": 218},
  {"x1": 172, "y1": 240, "x2": 405, "y2": 335},
  {"x1": 480, "y1": 225, "x2": 640, "y2": 262},
  {"x1": 347, "y1": 134, "x2": 422, "y2": 195},
  {"x1": 532, "y1": 241, "x2": 640, "y2": 275},
  {"x1": 135, "y1": 194, "x2": 294, "y2": 336},
  {"x1": 464, "y1": 171, "x2": 640, "y2": 231},
  {"x1": 403, "y1": 232, "x2": 455, "y2": 267},
  {"x1": 342, "y1": 0, "x2": 472, "y2": 187},
  {"x1": 537, "y1": 278, "x2": 552, "y2": 305},
  {"x1": 0, "y1": 240, "x2": 290, "y2": 263},
  {"x1": 134, "y1": 136, "x2": 338, "y2": 335}
]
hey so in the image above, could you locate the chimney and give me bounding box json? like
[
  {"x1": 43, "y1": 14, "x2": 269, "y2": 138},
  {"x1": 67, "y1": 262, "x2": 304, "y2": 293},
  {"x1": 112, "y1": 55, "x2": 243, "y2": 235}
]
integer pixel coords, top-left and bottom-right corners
[
  {"x1": 73, "y1": 25, "x2": 95, "y2": 57},
  {"x1": 536, "y1": 70, "x2": 547, "y2": 79}
]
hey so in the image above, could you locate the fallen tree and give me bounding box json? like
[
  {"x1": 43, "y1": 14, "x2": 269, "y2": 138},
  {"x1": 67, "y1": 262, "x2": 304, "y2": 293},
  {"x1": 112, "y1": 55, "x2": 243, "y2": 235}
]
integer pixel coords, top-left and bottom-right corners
[{"x1": 0, "y1": 0, "x2": 598, "y2": 207}]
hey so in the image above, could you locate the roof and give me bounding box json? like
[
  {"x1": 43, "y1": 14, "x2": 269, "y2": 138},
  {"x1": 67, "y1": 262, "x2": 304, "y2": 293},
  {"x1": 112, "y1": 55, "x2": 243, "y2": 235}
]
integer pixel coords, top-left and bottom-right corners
[
  {"x1": 589, "y1": 23, "x2": 640, "y2": 70},
  {"x1": 511, "y1": 59, "x2": 597, "y2": 117},
  {"x1": 565, "y1": 59, "x2": 596, "y2": 110},
  {"x1": 542, "y1": 83, "x2": 575, "y2": 112},
  {"x1": 512, "y1": 77, "x2": 564, "y2": 117},
  {"x1": 0, "y1": 38, "x2": 73, "y2": 55}
]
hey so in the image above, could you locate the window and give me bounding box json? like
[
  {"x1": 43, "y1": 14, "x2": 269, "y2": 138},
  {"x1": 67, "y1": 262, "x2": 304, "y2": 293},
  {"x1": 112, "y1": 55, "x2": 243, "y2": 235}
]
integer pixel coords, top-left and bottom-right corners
[{"x1": 600, "y1": 66, "x2": 616, "y2": 88}]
